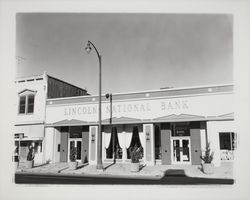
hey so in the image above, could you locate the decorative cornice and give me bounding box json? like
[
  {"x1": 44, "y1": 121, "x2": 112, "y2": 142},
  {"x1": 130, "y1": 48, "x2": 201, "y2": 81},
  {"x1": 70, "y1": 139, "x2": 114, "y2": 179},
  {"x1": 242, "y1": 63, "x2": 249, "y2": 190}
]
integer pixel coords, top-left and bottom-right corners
[{"x1": 154, "y1": 113, "x2": 205, "y2": 121}]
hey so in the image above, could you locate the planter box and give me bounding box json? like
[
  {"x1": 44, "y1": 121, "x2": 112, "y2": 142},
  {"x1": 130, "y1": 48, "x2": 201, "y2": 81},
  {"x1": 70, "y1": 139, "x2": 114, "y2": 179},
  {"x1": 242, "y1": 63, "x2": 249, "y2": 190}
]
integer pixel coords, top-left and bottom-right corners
[
  {"x1": 69, "y1": 161, "x2": 78, "y2": 170},
  {"x1": 26, "y1": 160, "x2": 34, "y2": 169},
  {"x1": 202, "y1": 163, "x2": 214, "y2": 174},
  {"x1": 130, "y1": 162, "x2": 140, "y2": 172}
]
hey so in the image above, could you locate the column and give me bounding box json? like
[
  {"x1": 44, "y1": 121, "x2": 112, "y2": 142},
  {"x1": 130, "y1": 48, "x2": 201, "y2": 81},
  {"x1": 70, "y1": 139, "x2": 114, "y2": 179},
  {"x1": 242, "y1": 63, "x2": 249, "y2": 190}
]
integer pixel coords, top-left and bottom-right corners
[
  {"x1": 53, "y1": 127, "x2": 61, "y2": 163},
  {"x1": 89, "y1": 126, "x2": 98, "y2": 165},
  {"x1": 143, "y1": 124, "x2": 155, "y2": 166},
  {"x1": 44, "y1": 127, "x2": 55, "y2": 163}
]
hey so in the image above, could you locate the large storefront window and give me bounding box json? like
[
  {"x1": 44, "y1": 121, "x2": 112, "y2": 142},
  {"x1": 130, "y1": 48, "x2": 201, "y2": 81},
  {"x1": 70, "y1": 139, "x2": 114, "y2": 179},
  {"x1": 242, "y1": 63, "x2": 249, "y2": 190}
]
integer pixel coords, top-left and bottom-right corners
[
  {"x1": 127, "y1": 126, "x2": 143, "y2": 159},
  {"x1": 105, "y1": 127, "x2": 122, "y2": 159},
  {"x1": 219, "y1": 132, "x2": 236, "y2": 160},
  {"x1": 14, "y1": 140, "x2": 43, "y2": 161}
]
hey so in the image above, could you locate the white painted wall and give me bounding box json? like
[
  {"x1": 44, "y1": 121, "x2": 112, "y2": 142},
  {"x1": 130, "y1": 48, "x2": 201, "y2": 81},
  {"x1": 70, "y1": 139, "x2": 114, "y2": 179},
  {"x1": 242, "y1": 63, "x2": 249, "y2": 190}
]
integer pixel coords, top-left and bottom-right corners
[
  {"x1": 53, "y1": 128, "x2": 61, "y2": 163},
  {"x1": 15, "y1": 74, "x2": 47, "y2": 125},
  {"x1": 34, "y1": 142, "x2": 43, "y2": 164},
  {"x1": 207, "y1": 121, "x2": 221, "y2": 166},
  {"x1": 44, "y1": 127, "x2": 54, "y2": 163},
  {"x1": 206, "y1": 120, "x2": 235, "y2": 166}
]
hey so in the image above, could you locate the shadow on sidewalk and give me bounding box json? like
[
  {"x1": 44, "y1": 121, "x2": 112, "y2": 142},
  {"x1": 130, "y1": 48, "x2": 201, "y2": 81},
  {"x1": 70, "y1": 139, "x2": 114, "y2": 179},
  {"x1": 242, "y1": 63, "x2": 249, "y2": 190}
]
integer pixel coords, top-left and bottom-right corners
[
  {"x1": 158, "y1": 169, "x2": 234, "y2": 185},
  {"x1": 75, "y1": 163, "x2": 89, "y2": 170},
  {"x1": 139, "y1": 164, "x2": 146, "y2": 171},
  {"x1": 33, "y1": 163, "x2": 49, "y2": 168},
  {"x1": 103, "y1": 162, "x2": 116, "y2": 170}
]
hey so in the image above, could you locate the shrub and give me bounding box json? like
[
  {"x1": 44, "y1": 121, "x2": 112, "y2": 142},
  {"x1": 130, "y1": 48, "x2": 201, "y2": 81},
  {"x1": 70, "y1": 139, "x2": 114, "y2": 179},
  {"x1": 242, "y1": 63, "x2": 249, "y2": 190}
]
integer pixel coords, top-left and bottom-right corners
[
  {"x1": 130, "y1": 146, "x2": 142, "y2": 163},
  {"x1": 27, "y1": 146, "x2": 35, "y2": 161},
  {"x1": 200, "y1": 143, "x2": 214, "y2": 164},
  {"x1": 70, "y1": 147, "x2": 77, "y2": 162}
]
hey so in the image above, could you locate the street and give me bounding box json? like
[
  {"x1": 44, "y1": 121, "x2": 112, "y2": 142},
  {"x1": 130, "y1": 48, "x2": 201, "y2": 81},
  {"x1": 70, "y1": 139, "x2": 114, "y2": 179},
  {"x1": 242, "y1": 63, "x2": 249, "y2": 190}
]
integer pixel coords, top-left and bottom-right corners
[{"x1": 15, "y1": 172, "x2": 234, "y2": 185}]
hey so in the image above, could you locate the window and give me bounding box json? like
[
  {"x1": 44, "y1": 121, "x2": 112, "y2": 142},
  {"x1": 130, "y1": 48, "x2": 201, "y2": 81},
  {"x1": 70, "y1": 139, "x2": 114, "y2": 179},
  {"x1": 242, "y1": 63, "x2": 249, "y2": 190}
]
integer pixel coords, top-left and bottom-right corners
[
  {"x1": 106, "y1": 127, "x2": 122, "y2": 159},
  {"x1": 219, "y1": 132, "x2": 236, "y2": 150},
  {"x1": 171, "y1": 122, "x2": 190, "y2": 137},
  {"x1": 19, "y1": 96, "x2": 26, "y2": 114},
  {"x1": 27, "y1": 95, "x2": 34, "y2": 113},
  {"x1": 18, "y1": 91, "x2": 35, "y2": 114}
]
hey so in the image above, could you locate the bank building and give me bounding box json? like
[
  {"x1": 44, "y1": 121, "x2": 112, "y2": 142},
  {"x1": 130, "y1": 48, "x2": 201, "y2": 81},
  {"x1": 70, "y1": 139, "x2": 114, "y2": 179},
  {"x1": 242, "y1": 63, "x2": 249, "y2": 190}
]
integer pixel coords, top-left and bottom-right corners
[{"x1": 14, "y1": 72, "x2": 236, "y2": 168}]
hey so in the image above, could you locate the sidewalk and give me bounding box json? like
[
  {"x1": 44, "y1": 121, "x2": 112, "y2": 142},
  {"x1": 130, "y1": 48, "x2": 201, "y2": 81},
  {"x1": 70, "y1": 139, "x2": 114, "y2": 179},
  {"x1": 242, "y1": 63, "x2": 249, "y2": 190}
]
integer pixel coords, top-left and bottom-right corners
[{"x1": 16, "y1": 161, "x2": 234, "y2": 180}]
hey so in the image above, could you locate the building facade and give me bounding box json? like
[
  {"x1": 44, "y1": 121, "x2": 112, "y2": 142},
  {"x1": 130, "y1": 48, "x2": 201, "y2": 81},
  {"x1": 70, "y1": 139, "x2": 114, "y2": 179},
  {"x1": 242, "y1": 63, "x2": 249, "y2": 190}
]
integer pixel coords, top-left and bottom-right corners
[
  {"x1": 14, "y1": 72, "x2": 88, "y2": 166},
  {"x1": 44, "y1": 84, "x2": 235, "y2": 167}
]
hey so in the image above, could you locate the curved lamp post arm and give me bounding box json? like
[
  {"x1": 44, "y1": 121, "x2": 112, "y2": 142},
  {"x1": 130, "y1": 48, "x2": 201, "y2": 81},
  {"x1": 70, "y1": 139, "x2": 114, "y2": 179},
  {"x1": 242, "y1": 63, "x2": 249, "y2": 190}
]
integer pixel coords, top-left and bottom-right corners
[{"x1": 86, "y1": 40, "x2": 101, "y2": 59}]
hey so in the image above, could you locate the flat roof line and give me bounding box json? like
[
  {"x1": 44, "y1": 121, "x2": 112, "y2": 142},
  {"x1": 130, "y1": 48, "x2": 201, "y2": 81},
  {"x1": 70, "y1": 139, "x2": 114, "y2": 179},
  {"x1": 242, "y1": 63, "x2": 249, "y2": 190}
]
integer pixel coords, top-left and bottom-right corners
[
  {"x1": 15, "y1": 73, "x2": 44, "y2": 80},
  {"x1": 46, "y1": 83, "x2": 233, "y2": 102}
]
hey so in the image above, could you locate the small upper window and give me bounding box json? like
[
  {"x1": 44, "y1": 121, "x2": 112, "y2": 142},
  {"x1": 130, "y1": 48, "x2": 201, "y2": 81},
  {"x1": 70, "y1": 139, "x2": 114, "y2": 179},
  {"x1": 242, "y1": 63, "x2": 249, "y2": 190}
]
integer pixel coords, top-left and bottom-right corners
[
  {"x1": 27, "y1": 95, "x2": 34, "y2": 113},
  {"x1": 19, "y1": 96, "x2": 26, "y2": 114},
  {"x1": 18, "y1": 90, "x2": 36, "y2": 114}
]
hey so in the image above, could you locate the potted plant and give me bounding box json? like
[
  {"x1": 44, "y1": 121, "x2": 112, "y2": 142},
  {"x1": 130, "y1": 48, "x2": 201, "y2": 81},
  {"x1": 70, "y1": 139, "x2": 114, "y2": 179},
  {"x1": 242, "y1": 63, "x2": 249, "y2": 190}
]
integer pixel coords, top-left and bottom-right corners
[
  {"x1": 200, "y1": 143, "x2": 214, "y2": 174},
  {"x1": 26, "y1": 145, "x2": 35, "y2": 169},
  {"x1": 130, "y1": 145, "x2": 142, "y2": 172},
  {"x1": 69, "y1": 147, "x2": 78, "y2": 170}
]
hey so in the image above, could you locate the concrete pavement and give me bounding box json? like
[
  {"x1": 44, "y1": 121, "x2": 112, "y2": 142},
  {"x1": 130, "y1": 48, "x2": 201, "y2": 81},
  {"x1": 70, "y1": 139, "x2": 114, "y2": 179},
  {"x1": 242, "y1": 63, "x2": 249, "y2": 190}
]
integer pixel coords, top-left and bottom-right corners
[{"x1": 16, "y1": 161, "x2": 234, "y2": 180}]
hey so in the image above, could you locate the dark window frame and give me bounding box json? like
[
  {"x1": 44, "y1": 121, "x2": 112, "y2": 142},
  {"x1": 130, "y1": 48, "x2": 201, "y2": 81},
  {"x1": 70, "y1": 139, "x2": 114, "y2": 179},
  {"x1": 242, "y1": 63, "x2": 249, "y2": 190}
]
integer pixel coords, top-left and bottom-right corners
[
  {"x1": 18, "y1": 93, "x2": 35, "y2": 114},
  {"x1": 171, "y1": 122, "x2": 191, "y2": 137},
  {"x1": 219, "y1": 132, "x2": 236, "y2": 150}
]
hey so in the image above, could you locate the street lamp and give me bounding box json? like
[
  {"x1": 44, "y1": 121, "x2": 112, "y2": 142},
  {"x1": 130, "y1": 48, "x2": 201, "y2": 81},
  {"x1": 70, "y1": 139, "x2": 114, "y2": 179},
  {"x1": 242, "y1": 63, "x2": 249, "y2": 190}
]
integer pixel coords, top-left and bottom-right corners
[
  {"x1": 106, "y1": 93, "x2": 115, "y2": 163},
  {"x1": 85, "y1": 40, "x2": 103, "y2": 170}
]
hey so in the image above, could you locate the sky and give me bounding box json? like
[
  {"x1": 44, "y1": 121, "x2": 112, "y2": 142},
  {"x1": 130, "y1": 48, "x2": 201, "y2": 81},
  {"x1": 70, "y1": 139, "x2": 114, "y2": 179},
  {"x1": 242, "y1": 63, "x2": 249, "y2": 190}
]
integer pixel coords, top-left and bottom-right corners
[{"x1": 16, "y1": 13, "x2": 233, "y2": 95}]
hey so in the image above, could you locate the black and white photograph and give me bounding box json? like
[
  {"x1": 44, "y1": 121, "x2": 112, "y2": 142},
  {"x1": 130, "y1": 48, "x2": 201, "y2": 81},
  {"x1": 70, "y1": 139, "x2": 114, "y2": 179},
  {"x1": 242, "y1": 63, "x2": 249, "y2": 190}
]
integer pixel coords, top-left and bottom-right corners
[
  {"x1": 1, "y1": 1, "x2": 250, "y2": 200},
  {"x1": 14, "y1": 12, "x2": 235, "y2": 185}
]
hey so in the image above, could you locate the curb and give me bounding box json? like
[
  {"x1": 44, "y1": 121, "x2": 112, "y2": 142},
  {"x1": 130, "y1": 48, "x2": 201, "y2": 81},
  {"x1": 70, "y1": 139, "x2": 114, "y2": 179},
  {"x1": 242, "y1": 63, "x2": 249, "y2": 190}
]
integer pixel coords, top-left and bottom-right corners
[{"x1": 15, "y1": 171, "x2": 164, "y2": 180}]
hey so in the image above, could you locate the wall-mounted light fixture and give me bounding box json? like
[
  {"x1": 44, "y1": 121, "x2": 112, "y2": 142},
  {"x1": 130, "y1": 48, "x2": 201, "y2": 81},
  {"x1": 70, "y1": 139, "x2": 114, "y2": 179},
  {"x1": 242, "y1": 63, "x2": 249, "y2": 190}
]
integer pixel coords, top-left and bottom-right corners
[
  {"x1": 146, "y1": 132, "x2": 150, "y2": 141},
  {"x1": 91, "y1": 133, "x2": 95, "y2": 142}
]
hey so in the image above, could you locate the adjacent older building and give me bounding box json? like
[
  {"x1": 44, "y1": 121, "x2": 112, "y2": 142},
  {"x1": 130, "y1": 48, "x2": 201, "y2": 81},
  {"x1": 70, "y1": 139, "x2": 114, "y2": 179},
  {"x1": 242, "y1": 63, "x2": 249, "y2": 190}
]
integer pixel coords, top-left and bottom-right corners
[{"x1": 14, "y1": 72, "x2": 88, "y2": 165}]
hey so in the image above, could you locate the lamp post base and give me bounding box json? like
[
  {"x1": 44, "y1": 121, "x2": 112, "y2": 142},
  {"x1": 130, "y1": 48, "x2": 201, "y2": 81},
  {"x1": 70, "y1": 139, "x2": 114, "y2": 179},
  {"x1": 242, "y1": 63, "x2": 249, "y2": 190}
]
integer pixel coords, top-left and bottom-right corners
[{"x1": 96, "y1": 164, "x2": 104, "y2": 171}]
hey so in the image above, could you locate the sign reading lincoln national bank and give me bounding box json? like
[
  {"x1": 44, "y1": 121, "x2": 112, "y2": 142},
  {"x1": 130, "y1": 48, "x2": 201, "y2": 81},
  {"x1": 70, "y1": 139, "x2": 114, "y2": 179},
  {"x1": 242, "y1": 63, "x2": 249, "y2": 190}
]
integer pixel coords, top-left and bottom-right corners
[
  {"x1": 46, "y1": 92, "x2": 232, "y2": 124},
  {"x1": 64, "y1": 100, "x2": 188, "y2": 116}
]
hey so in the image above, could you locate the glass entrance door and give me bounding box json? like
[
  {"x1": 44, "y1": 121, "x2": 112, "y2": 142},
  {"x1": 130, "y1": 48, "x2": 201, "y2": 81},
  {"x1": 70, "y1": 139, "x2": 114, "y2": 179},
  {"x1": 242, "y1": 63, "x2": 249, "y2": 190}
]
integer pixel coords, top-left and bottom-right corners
[
  {"x1": 171, "y1": 137, "x2": 191, "y2": 164},
  {"x1": 68, "y1": 139, "x2": 82, "y2": 162}
]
